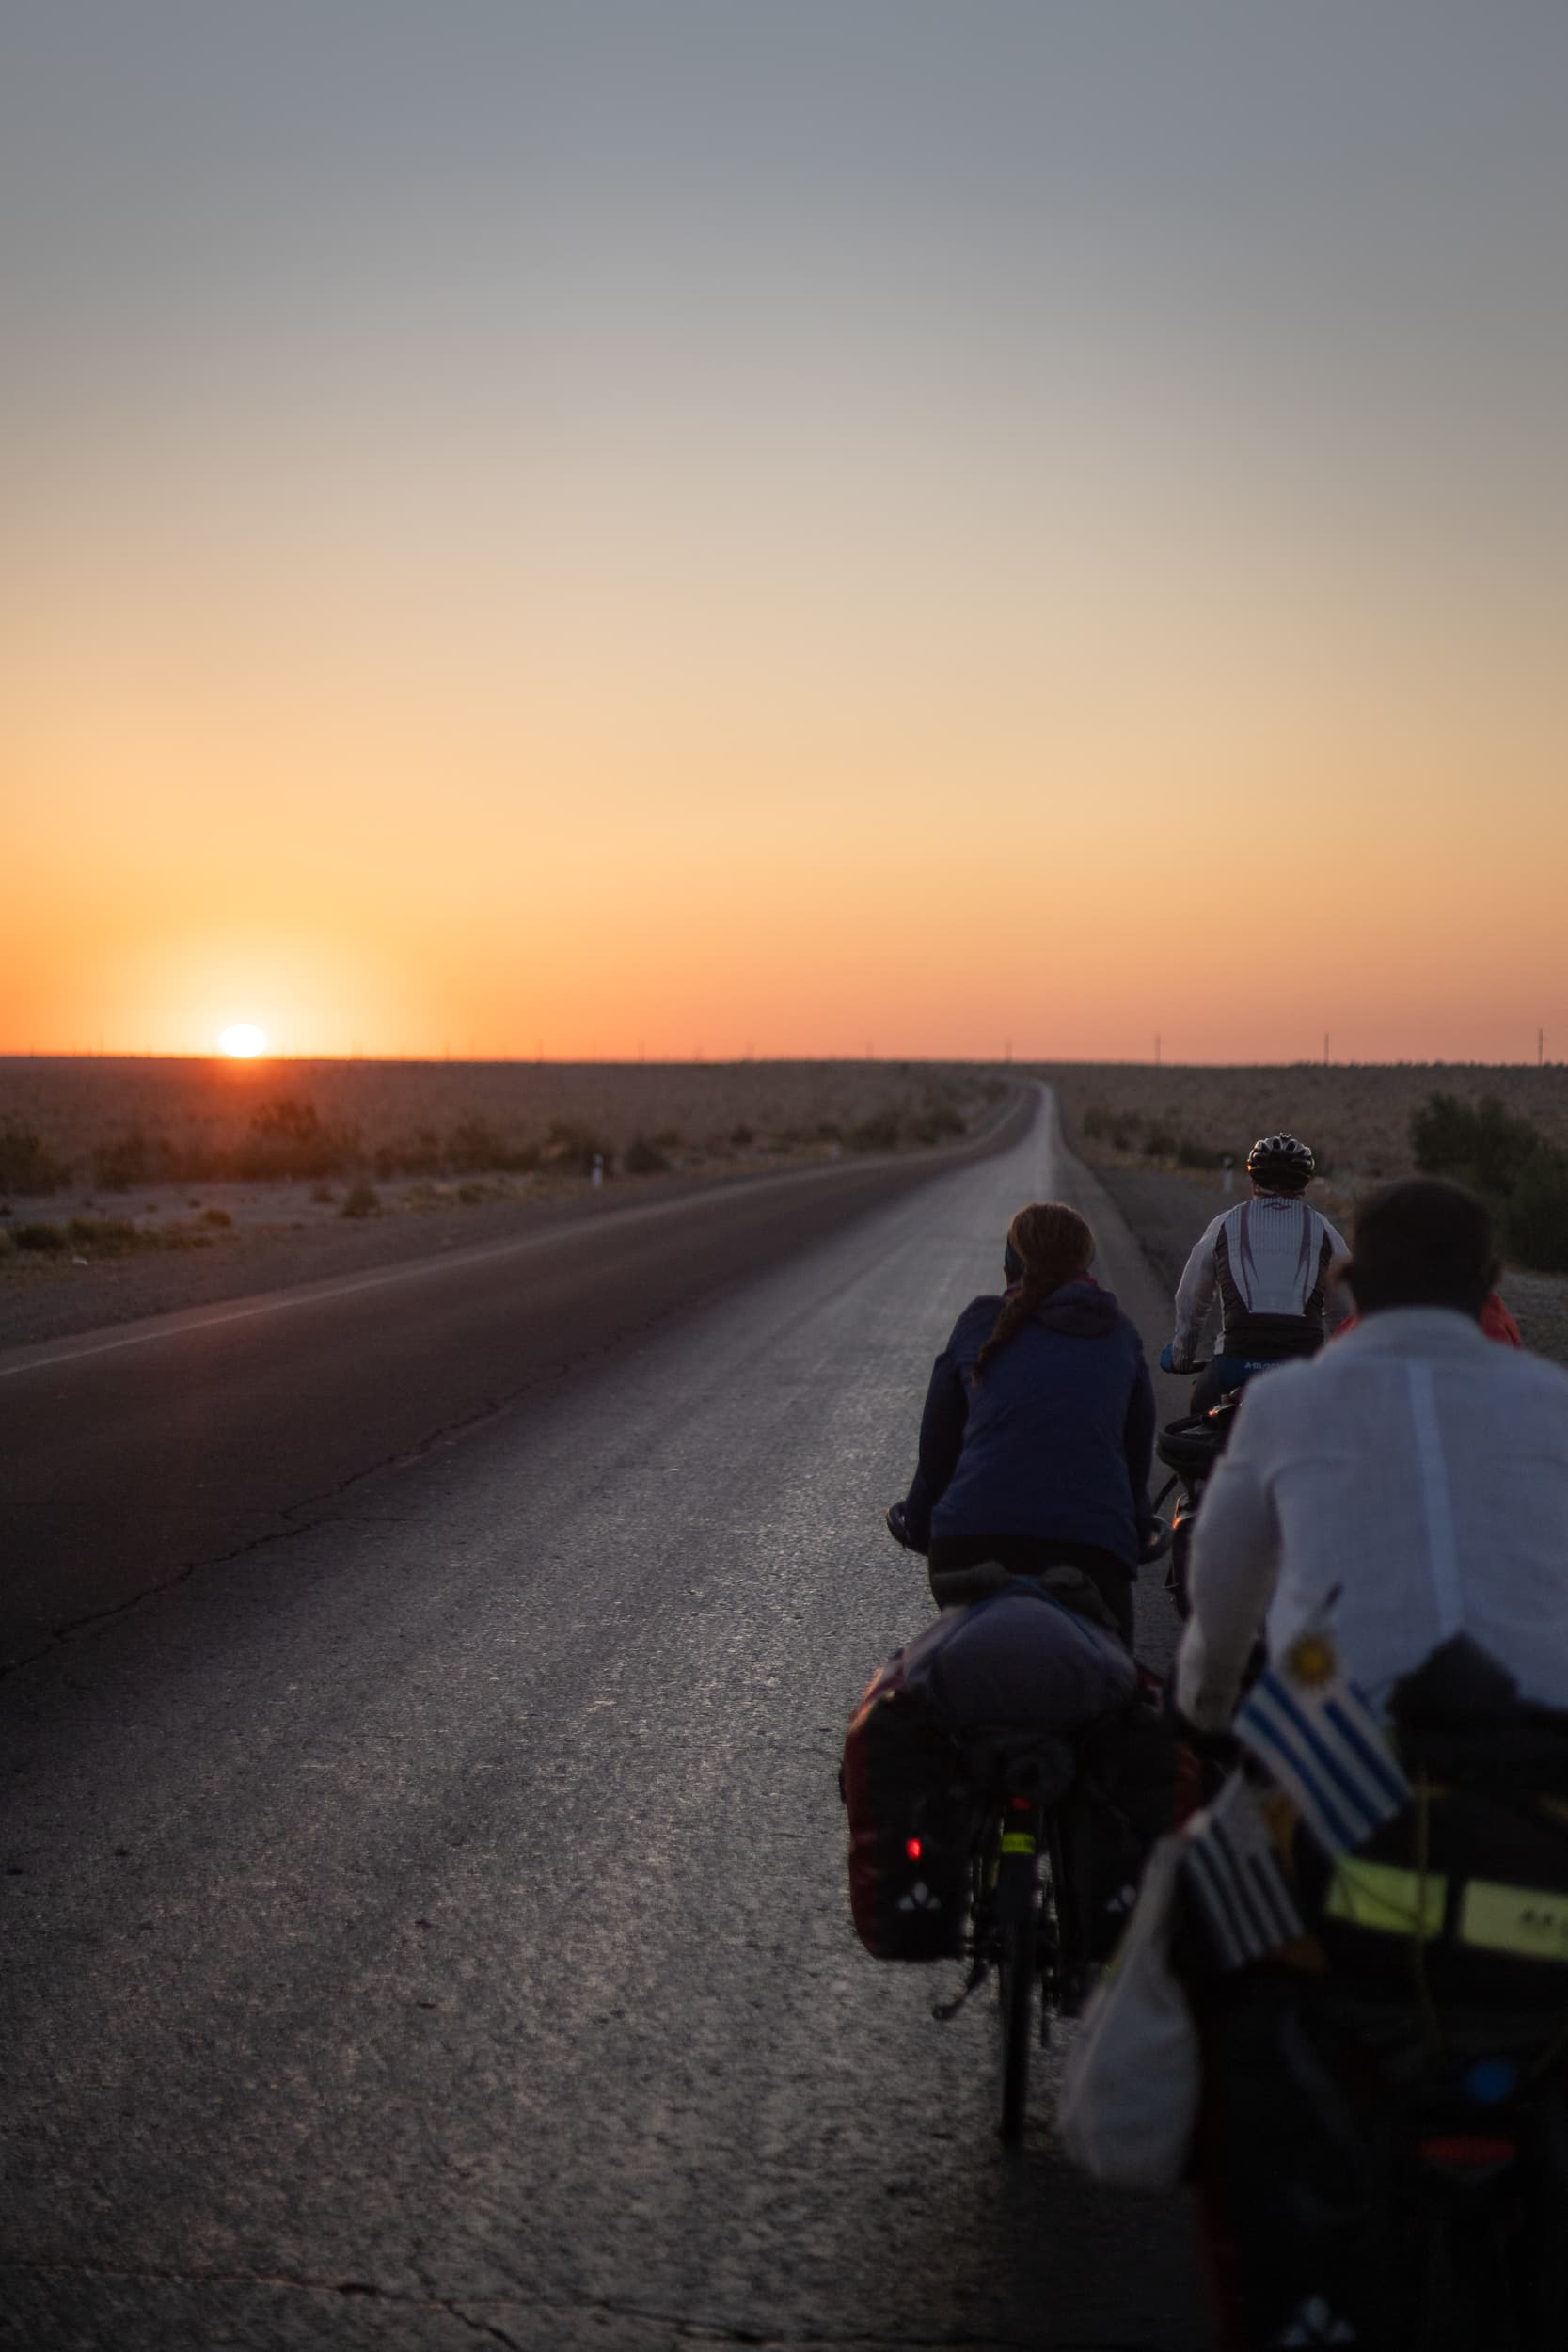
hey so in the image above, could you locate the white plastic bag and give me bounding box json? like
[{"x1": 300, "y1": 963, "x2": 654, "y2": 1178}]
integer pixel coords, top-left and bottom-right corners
[{"x1": 1057, "y1": 1834, "x2": 1199, "y2": 2190}]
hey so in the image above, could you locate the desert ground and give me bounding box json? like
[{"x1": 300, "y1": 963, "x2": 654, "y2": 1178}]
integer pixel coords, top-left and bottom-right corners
[
  {"x1": 0, "y1": 1058, "x2": 1003, "y2": 1344},
  {"x1": 1038, "y1": 1059, "x2": 1568, "y2": 1187}
]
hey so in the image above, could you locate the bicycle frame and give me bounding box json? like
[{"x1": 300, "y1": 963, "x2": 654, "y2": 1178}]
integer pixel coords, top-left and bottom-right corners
[{"x1": 953, "y1": 1751, "x2": 1088, "y2": 2142}]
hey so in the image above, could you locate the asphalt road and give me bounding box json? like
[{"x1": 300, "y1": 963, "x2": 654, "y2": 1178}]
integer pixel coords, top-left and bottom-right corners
[
  {"x1": 0, "y1": 1103, "x2": 1032, "y2": 1672},
  {"x1": 0, "y1": 1085, "x2": 1206, "y2": 2351}
]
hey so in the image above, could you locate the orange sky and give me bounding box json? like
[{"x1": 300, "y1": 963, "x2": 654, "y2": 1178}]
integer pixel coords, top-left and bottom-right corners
[{"x1": 4, "y1": 9, "x2": 1565, "y2": 1065}]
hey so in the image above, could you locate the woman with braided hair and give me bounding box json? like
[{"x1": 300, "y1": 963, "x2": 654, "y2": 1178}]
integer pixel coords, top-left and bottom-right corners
[{"x1": 889, "y1": 1202, "x2": 1157, "y2": 1645}]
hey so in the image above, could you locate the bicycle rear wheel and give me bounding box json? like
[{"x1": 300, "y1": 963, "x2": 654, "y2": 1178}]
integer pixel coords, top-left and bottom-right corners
[{"x1": 996, "y1": 1900, "x2": 1034, "y2": 2142}]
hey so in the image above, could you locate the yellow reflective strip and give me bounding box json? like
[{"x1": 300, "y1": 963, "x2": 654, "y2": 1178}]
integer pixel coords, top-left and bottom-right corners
[
  {"x1": 999, "y1": 1833, "x2": 1036, "y2": 1856},
  {"x1": 1325, "y1": 1862, "x2": 1446, "y2": 1937},
  {"x1": 1461, "y1": 1882, "x2": 1568, "y2": 1963}
]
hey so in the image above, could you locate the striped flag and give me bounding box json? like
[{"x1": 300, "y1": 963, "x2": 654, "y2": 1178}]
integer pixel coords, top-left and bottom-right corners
[
  {"x1": 1182, "y1": 1772, "x2": 1304, "y2": 1970},
  {"x1": 1234, "y1": 1618, "x2": 1409, "y2": 1855}
]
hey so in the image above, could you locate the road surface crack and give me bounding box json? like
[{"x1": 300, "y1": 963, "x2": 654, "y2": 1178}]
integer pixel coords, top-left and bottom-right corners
[{"x1": 0, "y1": 1386, "x2": 528, "y2": 1682}]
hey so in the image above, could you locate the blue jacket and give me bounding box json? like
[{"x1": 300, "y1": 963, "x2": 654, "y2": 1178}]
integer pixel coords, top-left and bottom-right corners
[{"x1": 900, "y1": 1280, "x2": 1156, "y2": 1567}]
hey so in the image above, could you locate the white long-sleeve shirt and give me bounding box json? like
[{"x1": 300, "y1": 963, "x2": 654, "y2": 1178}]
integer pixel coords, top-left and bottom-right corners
[
  {"x1": 1175, "y1": 1308, "x2": 1568, "y2": 1728},
  {"x1": 1171, "y1": 1193, "x2": 1348, "y2": 1363}
]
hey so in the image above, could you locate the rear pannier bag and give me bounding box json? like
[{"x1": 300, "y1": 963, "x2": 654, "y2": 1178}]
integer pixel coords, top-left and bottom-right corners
[
  {"x1": 840, "y1": 1586, "x2": 1139, "y2": 1962},
  {"x1": 841, "y1": 1649, "x2": 973, "y2": 1961}
]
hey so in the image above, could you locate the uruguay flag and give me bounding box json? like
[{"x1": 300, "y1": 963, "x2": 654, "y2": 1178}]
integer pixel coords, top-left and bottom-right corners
[{"x1": 1234, "y1": 1618, "x2": 1409, "y2": 1855}]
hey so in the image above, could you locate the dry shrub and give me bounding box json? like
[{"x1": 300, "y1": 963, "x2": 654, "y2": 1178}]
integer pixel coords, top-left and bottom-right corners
[
  {"x1": 0, "y1": 1122, "x2": 71, "y2": 1196},
  {"x1": 0, "y1": 1057, "x2": 992, "y2": 1190},
  {"x1": 1039, "y1": 1062, "x2": 1568, "y2": 1191}
]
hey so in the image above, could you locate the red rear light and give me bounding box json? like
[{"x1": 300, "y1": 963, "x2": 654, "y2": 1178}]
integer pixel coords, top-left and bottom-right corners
[
  {"x1": 1418, "y1": 2136, "x2": 1516, "y2": 2167},
  {"x1": 905, "y1": 1837, "x2": 922, "y2": 1860}
]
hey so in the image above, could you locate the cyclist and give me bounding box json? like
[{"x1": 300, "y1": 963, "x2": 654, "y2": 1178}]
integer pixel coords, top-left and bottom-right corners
[
  {"x1": 889, "y1": 1201, "x2": 1157, "y2": 1645},
  {"x1": 1168, "y1": 1180, "x2": 1568, "y2": 2348},
  {"x1": 1159, "y1": 1132, "x2": 1348, "y2": 1409},
  {"x1": 1175, "y1": 1173, "x2": 1568, "y2": 1731}
]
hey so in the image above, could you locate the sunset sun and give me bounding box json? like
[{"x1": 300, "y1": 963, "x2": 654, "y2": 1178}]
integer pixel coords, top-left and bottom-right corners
[{"x1": 219, "y1": 1023, "x2": 268, "y2": 1059}]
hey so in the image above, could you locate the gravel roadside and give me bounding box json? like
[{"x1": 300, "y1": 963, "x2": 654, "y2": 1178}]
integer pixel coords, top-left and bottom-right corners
[{"x1": 1091, "y1": 1159, "x2": 1568, "y2": 1371}]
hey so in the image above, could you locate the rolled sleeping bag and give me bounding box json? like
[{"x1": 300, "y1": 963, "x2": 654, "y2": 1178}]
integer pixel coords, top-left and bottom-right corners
[{"x1": 922, "y1": 1585, "x2": 1136, "y2": 1733}]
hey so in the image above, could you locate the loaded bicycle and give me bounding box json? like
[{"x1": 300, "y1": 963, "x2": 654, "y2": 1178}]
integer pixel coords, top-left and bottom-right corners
[
  {"x1": 935, "y1": 1727, "x2": 1090, "y2": 2141},
  {"x1": 850, "y1": 1509, "x2": 1174, "y2": 2143}
]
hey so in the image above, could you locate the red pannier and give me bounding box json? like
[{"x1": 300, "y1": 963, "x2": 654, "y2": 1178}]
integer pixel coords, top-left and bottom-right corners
[{"x1": 840, "y1": 1636, "x2": 974, "y2": 1962}]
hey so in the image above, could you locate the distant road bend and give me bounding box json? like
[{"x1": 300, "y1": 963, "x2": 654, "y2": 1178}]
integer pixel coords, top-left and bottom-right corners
[{"x1": 0, "y1": 1091, "x2": 1031, "y2": 1671}]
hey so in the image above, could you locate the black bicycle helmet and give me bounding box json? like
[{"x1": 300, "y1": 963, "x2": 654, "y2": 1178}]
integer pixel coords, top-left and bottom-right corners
[{"x1": 1245, "y1": 1132, "x2": 1315, "y2": 1190}]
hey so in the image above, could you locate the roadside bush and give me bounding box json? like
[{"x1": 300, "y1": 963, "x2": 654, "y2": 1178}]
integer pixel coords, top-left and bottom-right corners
[
  {"x1": 625, "y1": 1134, "x2": 672, "y2": 1175},
  {"x1": 446, "y1": 1117, "x2": 537, "y2": 1175},
  {"x1": 729, "y1": 1123, "x2": 755, "y2": 1148},
  {"x1": 1082, "y1": 1103, "x2": 1141, "y2": 1149},
  {"x1": 1077, "y1": 1106, "x2": 1145, "y2": 1154},
  {"x1": 92, "y1": 1130, "x2": 156, "y2": 1190},
  {"x1": 1142, "y1": 1124, "x2": 1178, "y2": 1159},
  {"x1": 1506, "y1": 1148, "x2": 1568, "y2": 1275},
  {"x1": 201, "y1": 1207, "x2": 233, "y2": 1228},
  {"x1": 64, "y1": 1217, "x2": 148, "y2": 1257},
  {"x1": 1176, "y1": 1136, "x2": 1217, "y2": 1171},
  {"x1": 14, "y1": 1222, "x2": 68, "y2": 1253},
  {"x1": 340, "y1": 1182, "x2": 381, "y2": 1219},
  {"x1": 1410, "y1": 1092, "x2": 1540, "y2": 1197},
  {"x1": 542, "y1": 1121, "x2": 614, "y2": 1177},
  {"x1": 236, "y1": 1097, "x2": 357, "y2": 1182},
  {"x1": 374, "y1": 1128, "x2": 443, "y2": 1179},
  {"x1": 0, "y1": 1123, "x2": 71, "y2": 1196},
  {"x1": 912, "y1": 1102, "x2": 966, "y2": 1145},
  {"x1": 1406, "y1": 1091, "x2": 1568, "y2": 1274},
  {"x1": 847, "y1": 1110, "x2": 902, "y2": 1153}
]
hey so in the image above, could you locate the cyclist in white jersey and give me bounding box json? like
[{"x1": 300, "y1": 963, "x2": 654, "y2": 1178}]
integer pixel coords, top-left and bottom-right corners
[{"x1": 1161, "y1": 1133, "x2": 1348, "y2": 1409}]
